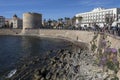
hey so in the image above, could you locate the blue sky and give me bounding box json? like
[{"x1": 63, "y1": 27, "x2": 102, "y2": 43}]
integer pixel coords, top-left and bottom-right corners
[{"x1": 0, "y1": 0, "x2": 120, "y2": 20}]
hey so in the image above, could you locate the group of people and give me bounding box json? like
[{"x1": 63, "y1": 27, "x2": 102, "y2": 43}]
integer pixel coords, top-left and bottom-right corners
[{"x1": 101, "y1": 26, "x2": 120, "y2": 36}]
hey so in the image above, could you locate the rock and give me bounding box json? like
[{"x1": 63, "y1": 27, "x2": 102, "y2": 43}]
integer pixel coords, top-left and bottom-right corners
[
  {"x1": 34, "y1": 74, "x2": 41, "y2": 80},
  {"x1": 117, "y1": 70, "x2": 120, "y2": 80},
  {"x1": 10, "y1": 46, "x2": 113, "y2": 80},
  {"x1": 52, "y1": 73, "x2": 57, "y2": 80},
  {"x1": 107, "y1": 69, "x2": 114, "y2": 75},
  {"x1": 22, "y1": 64, "x2": 27, "y2": 68},
  {"x1": 45, "y1": 72, "x2": 51, "y2": 80},
  {"x1": 40, "y1": 77, "x2": 45, "y2": 80},
  {"x1": 41, "y1": 68, "x2": 45, "y2": 73}
]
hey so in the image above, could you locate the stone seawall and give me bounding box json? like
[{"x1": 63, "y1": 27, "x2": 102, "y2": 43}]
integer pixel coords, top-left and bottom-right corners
[
  {"x1": 0, "y1": 29, "x2": 120, "y2": 79},
  {"x1": 0, "y1": 29, "x2": 22, "y2": 35},
  {"x1": 39, "y1": 29, "x2": 120, "y2": 50},
  {"x1": 39, "y1": 29, "x2": 94, "y2": 42},
  {"x1": 39, "y1": 29, "x2": 95, "y2": 49},
  {"x1": 107, "y1": 34, "x2": 120, "y2": 50},
  {"x1": 0, "y1": 29, "x2": 120, "y2": 50}
]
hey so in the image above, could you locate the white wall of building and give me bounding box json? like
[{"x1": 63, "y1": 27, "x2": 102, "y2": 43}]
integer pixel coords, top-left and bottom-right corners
[
  {"x1": 0, "y1": 16, "x2": 5, "y2": 28},
  {"x1": 12, "y1": 19, "x2": 22, "y2": 28},
  {"x1": 75, "y1": 7, "x2": 120, "y2": 27}
]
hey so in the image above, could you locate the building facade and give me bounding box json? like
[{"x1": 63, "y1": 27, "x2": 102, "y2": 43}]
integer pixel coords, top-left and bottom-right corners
[
  {"x1": 118, "y1": 14, "x2": 120, "y2": 27},
  {"x1": 75, "y1": 7, "x2": 120, "y2": 27},
  {"x1": 23, "y1": 12, "x2": 42, "y2": 29},
  {"x1": 0, "y1": 16, "x2": 5, "y2": 28},
  {"x1": 12, "y1": 14, "x2": 23, "y2": 28}
]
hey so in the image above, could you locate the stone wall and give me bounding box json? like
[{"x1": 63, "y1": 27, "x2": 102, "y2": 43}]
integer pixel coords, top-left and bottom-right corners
[
  {"x1": 0, "y1": 29, "x2": 120, "y2": 50},
  {"x1": 39, "y1": 30, "x2": 101, "y2": 49},
  {"x1": 0, "y1": 29, "x2": 22, "y2": 35},
  {"x1": 39, "y1": 29, "x2": 120, "y2": 50},
  {"x1": 107, "y1": 34, "x2": 120, "y2": 50}
]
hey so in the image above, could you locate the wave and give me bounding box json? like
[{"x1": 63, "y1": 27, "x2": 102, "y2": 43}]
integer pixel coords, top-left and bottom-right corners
[{"x1": 6, "y1": 69, "x2": 17, "y2": 78}]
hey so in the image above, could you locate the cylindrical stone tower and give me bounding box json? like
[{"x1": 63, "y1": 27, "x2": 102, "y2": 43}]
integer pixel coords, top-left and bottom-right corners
[{"x1": 23, "y1": 12, "x2": 42, "y2": 29}]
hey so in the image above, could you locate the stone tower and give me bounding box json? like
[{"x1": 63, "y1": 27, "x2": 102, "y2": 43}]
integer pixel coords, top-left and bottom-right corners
[{"x1": 23, "y1": 12, "x2": 42, "y2": 29}]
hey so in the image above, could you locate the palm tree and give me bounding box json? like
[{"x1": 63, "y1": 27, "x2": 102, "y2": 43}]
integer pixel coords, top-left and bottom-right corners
[
  {"x1": 105, "y1": 14, "x2": 114, "y2": 30},
  {"x1": 71, "y1": 16, "x2": 83, "y2": 29},
  {"x1": 47, "y1": 19, "x2": 52, "y2": 28},
  {"x1": 58, "y1": 18, "x2": 63, "y2": 23},
  {"x1": 52, "y1": 20, "x2": 57, "y2": 28},
  {"x1": 58, "y1": 18, "x2": 63, "y2": 28},
  {"x1": 64, "y1": 17, "x2": 70, "y2": 29},
  {"x1": 71, "y1": 16, "x2": 77, "y2": 27}
]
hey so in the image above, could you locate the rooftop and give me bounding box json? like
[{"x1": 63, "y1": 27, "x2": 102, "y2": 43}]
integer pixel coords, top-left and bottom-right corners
[{"x1": 91, "y1": 7, "x2": 106, "y2": 12}]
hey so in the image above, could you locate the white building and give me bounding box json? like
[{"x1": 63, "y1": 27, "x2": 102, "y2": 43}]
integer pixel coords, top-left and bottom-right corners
[
  {"x1": 11, "y1": 14, "x2": 23, "y2": 28},
  {"x1": 118, "y1": 14, "x2": 120, "y2": 27},
  {"x1": 75, "y1": 7, "x2": 120, "y2": 27},
  {"x1": 0, "y1": 16, "x2": 5, "y2": 28}
]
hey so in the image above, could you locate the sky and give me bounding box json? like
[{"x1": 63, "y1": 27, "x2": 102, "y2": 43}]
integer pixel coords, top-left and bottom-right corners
[{"x1": 0, "y1": 0, "x2": 120, "y2": 20}]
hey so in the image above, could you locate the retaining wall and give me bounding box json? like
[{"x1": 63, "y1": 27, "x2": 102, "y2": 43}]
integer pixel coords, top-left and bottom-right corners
[{"x1": 0, "y1": 29, "x2": 120, "y2": 50}]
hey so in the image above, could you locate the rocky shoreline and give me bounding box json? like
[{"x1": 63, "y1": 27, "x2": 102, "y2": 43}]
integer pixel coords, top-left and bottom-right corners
[{"x1": 5, "y1": 44, "x2": 114, "y2": 80}]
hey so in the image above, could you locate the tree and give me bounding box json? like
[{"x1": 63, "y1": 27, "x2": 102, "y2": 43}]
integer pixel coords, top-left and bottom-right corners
[
  {"x1": 51, "y1": 20, "x2": 57, "y2": 28},
  {"x1": 105, "y1": 14, "x2": 114, "y2": 30},
  {"x1": 71, "y1": 16, "x2": 83, "y2": 28},
  {"x1": 71, "y1": 16, "x2": 76, "y2": 26},
  {"x1": 64, "y1": 17, "x2": 70, "y2": 29},
  {"x1": 58, "y1": 18, "x2": 63, "y2": 24},
  {"x1": 58, "y1": 18, "x2": 64, "y2": 28},
  {"x1": 47, "y1": 19, "x2": 52, "y2": 28}
]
